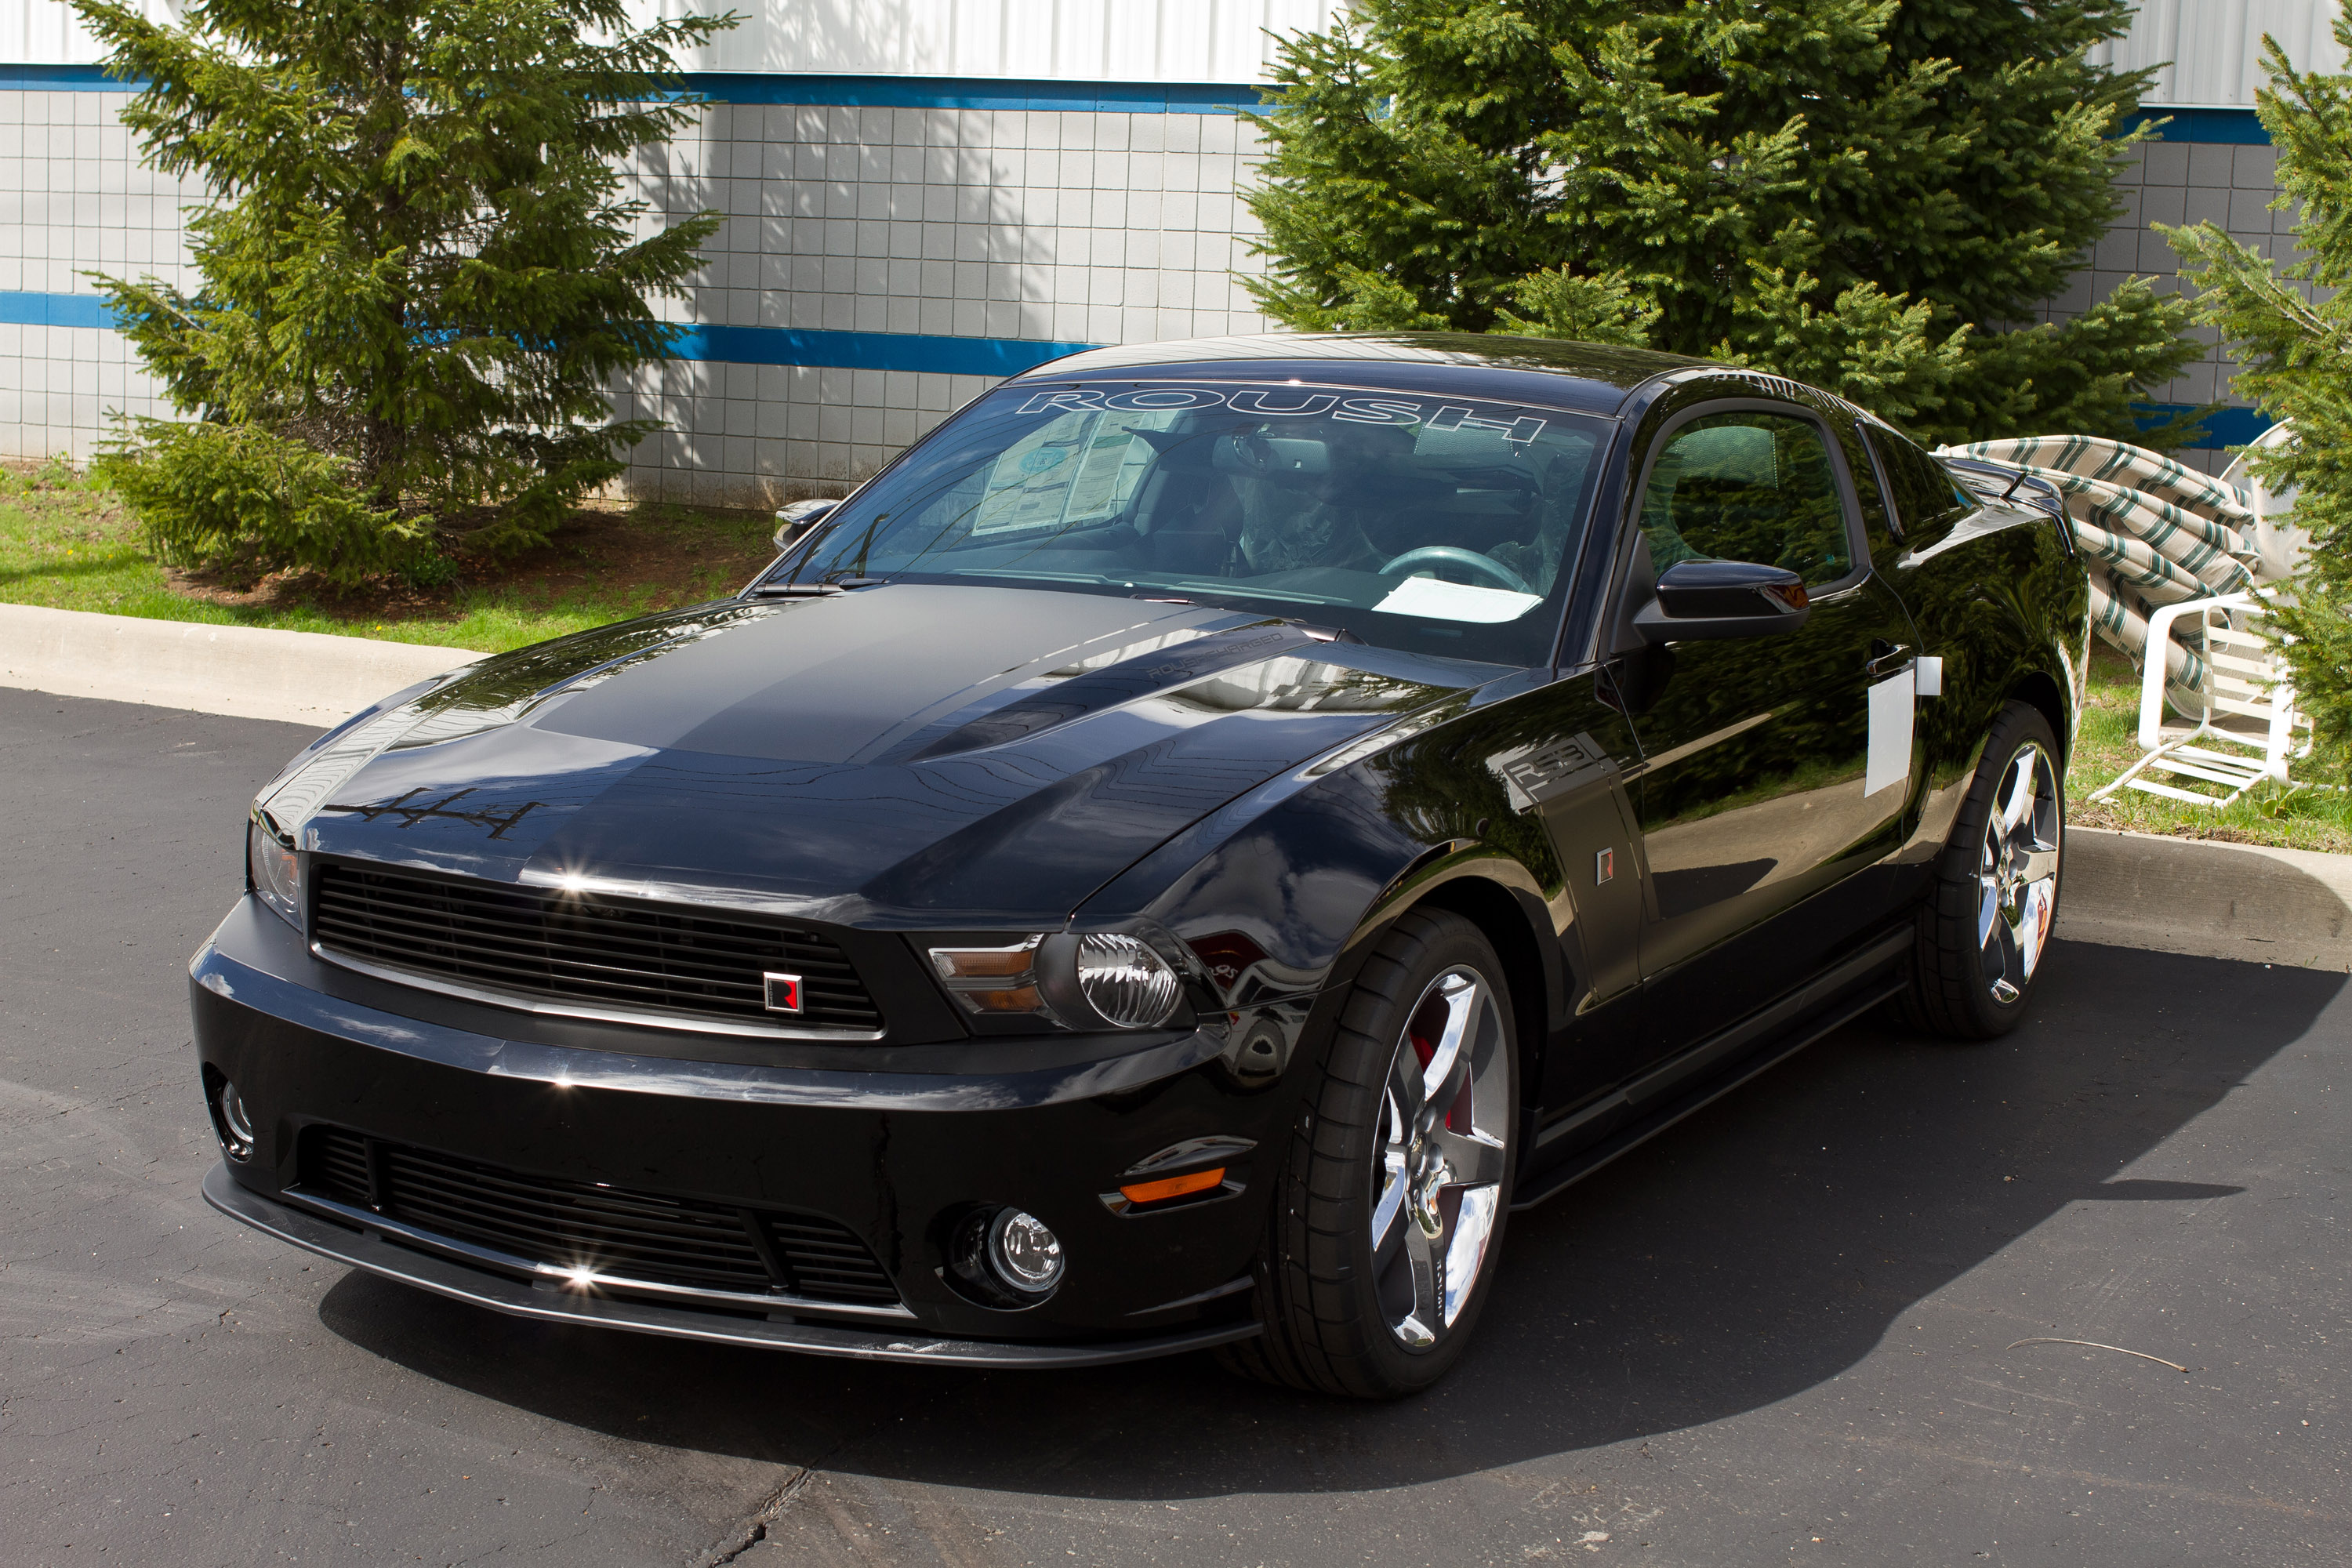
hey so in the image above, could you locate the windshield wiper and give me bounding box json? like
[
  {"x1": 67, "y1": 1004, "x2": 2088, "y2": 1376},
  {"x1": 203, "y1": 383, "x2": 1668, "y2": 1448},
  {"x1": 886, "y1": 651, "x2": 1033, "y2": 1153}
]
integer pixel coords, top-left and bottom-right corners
[{"x1": 748, "y1": 575, "x2": 887, "y2": 597}]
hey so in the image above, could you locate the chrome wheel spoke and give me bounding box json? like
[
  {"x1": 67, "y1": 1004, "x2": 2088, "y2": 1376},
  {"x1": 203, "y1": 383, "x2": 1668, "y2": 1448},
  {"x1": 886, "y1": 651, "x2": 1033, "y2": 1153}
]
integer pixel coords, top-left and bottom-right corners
[
  {"x1": 1386, "y1": 1037, "x2": 1426, "y2": 1128},
  {"x1": 1421, "y1": 977, "x2": 1477, "y2": 1106},
  {"x1": 1431, "y1": 1125, "x2": 1508, "y2": 1189},
  {"x1": 1440, "y1": 1185, "x2": 1502, "y2": 1328},
  {"x1": 1370, "y1": 1149, "x2": 1408, "y2": 1254},
  {"x1": 1396, "y1": 1218, "x2": 1440, "y2": 1348},
  {"x1": 2017, "y1": 877, "x2": 2053, "y2": 978},
  {"x1": 2001, "y1": 753, "x2": 2037, "y2": 832}
]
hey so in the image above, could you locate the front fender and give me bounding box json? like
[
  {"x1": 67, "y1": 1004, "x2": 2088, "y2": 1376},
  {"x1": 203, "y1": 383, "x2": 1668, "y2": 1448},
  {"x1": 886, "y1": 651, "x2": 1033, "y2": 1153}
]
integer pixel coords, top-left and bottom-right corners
[{"x1": 1076, "y1": 705, "x2": 1577, "y2": 1115}]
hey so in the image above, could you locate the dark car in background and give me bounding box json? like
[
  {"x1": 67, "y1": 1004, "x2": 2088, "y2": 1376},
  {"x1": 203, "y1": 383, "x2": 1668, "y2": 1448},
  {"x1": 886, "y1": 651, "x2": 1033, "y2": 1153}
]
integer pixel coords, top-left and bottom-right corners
[{"x1": 194, "y1": 334, "x2": 2085, "y2": 1396}]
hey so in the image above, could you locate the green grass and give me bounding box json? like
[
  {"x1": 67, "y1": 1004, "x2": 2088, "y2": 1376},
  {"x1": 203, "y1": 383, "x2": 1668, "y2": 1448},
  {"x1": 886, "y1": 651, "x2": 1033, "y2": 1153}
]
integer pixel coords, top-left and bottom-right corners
[
  {"x1": 2067, "y1": 639, "x2": 2352, "y2": 854},
  {"x1": 0, "y1": 460, "x2": 779, "y2": 655}
]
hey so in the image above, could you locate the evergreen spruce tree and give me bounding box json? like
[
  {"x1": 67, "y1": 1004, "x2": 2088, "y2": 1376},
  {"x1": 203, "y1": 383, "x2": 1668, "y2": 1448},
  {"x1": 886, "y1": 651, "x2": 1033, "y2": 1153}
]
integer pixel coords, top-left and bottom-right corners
[
  {"x1": 1243, "y1": 0, "x2": 2201, "y2": 445},
  {"x1": 2165, "y1": 2, "x2": 2352, "y2": 750},
  {"x1": 72, "y1": 0, "x2": 735, "y2": 583}
]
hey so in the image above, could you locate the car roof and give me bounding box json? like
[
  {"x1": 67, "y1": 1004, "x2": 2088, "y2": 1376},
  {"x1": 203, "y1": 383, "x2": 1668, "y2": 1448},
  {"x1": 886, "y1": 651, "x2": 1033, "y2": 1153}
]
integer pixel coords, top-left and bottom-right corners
[{"x1": 1011, "y1": 332, "x2": 1708, "y2": 418}]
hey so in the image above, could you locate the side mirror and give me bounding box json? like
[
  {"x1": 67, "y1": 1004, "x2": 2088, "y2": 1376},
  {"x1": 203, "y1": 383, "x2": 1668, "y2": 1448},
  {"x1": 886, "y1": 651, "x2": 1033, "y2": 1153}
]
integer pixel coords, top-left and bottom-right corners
[
  {"x1": 772, "y1": 497, "x2": 840, "y2": 552},
  {"x1": 1632, "y1": 558, "x2": 1811, "y2": 644}
]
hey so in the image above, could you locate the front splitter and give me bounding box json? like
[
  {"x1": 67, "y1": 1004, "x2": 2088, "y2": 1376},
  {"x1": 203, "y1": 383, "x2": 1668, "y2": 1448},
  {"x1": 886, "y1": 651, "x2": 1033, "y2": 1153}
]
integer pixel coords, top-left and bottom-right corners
[{"x1": 202, "y1": 1163, "x2": 1262, "y2": 1368}]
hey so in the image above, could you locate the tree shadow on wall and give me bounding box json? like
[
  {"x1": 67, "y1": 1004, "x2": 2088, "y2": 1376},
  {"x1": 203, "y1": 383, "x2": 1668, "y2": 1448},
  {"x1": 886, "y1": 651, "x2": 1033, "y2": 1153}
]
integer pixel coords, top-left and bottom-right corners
[
  {"x1": 618, "y1": 87, "x2": 1074, "y2": 510},
  {"x1": 318, "y1": 938, "x2": 2340, "y2": 1498}
]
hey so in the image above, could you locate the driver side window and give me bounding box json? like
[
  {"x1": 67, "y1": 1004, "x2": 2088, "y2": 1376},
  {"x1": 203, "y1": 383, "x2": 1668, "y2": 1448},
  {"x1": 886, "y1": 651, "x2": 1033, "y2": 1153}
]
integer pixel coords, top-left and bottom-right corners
[{"x1": 1641, "y1": 412, "x2": 1854, "y2": 586}]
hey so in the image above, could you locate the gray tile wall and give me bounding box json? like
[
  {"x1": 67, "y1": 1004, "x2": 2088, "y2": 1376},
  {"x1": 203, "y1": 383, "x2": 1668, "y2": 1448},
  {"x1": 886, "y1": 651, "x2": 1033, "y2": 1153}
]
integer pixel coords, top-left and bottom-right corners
[
  {"x1": 0, "y1": 85, "x2": 2303, "y2": 488},
  {"x1": 607, "y1": 101, "x2": 1273, "y2": 506},
  {"x1": 0, "y1": 89, "x2": 195, "y2": 461},
  {"x1": 2042, "y1": 136, "x2": 2314, "y2": 470}
]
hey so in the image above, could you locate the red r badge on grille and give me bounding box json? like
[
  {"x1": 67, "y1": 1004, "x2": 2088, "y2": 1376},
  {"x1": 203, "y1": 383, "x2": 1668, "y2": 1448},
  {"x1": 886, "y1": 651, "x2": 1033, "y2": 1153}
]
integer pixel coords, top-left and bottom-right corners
[{"x1": 762, "y1": 972, "x2": 804, "y2": 1014}]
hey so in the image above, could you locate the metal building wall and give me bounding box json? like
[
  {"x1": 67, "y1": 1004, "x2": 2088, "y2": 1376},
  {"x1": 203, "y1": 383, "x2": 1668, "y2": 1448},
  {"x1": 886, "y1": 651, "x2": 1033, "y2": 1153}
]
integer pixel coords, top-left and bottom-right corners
[
  {"x1": 2092, "y1": 0, "x2": 2347, "y2": 106},
  {"x1": 654, "y1": 0, "x2": 1337, "y2": 85},
  {"x1": 0, "y1": 0, "x2": 2338, "y2": 481},
  {"x1": 0, "y1": 0, "x2": 1342, "y2": 79}
]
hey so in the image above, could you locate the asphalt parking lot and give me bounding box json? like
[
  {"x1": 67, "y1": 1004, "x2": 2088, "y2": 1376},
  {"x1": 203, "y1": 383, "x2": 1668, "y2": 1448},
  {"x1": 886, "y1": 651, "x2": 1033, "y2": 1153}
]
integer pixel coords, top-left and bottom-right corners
[{"x1": 3, "y1": 684, "x2": 2346, "y2": 1567}]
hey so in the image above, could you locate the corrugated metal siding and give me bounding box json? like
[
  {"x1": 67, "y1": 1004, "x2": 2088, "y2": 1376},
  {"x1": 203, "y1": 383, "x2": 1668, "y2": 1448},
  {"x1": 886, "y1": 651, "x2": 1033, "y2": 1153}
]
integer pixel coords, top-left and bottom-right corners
[
  {"x1": 0, "y1": 0, "x2": 1342, "y2": 81},
  {"x1": 13, "y1": 1, "x2": 2339, "y2": 103},
  {"x1": 2092, "y1": 0, "x2": 2344, "y2": 107},
  {"x1": 673, "y1": 0, "x2": 1338, "y2": 82}
]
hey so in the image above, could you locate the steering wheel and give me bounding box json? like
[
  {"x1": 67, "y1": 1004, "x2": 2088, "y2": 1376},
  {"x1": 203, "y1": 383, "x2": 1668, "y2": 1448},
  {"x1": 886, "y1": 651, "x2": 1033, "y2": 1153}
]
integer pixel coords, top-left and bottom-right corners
[{"x1": 1377, "y1": 545, "x2": 1534, "y2": 595}]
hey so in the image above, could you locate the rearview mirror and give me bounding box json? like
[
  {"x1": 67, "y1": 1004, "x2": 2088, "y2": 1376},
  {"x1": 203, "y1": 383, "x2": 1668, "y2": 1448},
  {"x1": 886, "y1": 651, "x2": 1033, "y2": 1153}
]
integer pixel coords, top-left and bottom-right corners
[
  {"x1": 1632, "y1": 558, "x2": 1811, "y2": 644},
  {"x1": 773, "y1": 497, "x2": 840, "y2": 551}
]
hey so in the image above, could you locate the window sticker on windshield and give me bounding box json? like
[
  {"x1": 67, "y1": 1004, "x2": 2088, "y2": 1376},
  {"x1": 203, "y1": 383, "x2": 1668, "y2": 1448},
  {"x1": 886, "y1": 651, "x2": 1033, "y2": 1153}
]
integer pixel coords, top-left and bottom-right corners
[
  {"x1": 1374, "y1": 575, "x2": 1544, "y2": 623},
  {"x1": 971, "y1": 408, "x2": 1178, "y2": 535},
  {"x1": 1014, "y1": 387, "x2": 1548, "y2": 445}
]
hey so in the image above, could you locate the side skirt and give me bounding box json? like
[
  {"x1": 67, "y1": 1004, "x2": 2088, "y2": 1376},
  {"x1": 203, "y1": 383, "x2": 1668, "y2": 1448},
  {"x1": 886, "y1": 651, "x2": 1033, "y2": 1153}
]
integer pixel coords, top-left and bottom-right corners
[{"x1": 1510, "y1": 927, "x2": 1912, "y2": 1211}]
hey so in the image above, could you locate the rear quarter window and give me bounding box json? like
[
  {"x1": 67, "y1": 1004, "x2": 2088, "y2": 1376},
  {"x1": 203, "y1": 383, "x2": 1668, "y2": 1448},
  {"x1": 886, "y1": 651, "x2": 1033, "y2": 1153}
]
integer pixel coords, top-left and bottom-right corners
[{"x1": 1864, "y1": 426, "x2": 1973, "y2": 550}]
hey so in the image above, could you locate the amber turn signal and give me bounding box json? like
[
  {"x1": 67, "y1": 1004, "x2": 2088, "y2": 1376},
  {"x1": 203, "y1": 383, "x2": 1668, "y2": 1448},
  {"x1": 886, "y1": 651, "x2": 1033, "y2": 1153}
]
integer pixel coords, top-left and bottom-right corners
[{"x1": 1117, "y1": 1167, "x2": 1225, "y2": 1206}]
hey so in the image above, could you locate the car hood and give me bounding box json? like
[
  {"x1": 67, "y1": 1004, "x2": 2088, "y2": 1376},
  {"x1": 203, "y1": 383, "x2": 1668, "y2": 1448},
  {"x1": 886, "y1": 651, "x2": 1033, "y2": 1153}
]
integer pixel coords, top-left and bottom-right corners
[{"x1": 264, "y1": 586, "x2": 1494, "y2": 924}]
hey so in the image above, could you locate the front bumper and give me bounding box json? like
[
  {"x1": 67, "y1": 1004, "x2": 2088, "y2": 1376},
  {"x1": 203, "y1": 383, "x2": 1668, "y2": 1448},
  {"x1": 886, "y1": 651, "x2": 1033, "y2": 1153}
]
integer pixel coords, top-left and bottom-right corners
[
  {"x1": 202, "y1": 1165, "x2": 1260, "y2": 1367},
  {"x1": 193, "y1": 898, "x2": 1308, "y2": 1359}
]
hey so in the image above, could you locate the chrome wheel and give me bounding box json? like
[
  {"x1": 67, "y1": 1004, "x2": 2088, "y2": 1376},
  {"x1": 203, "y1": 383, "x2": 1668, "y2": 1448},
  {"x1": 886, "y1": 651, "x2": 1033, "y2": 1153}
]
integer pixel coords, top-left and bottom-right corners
[
  {"x1": 1370, "y1": 967, "x2": 1511, "y2": 1350},
  {"x1": 1977, "y1": 740, "x2": 2062, "y2": 1005}
]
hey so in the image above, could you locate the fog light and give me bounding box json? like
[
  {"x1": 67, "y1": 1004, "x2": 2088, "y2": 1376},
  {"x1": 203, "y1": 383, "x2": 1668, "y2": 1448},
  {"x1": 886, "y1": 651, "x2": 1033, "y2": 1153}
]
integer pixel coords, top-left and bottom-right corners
[
  {"x1": 214, "y1": 1079, "x2": 256, "y2": 1163},
  {"x1": 986, "y1": 1208, "x2": 1063, "y2": 1296}
]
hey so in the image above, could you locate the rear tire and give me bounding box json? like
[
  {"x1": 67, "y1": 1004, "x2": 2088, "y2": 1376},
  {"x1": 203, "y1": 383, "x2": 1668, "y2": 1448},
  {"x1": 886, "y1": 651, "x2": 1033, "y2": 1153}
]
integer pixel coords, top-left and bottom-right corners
[
  {"x1": 1892, "y1": 700, "x2": 2064, "y2": 1040},
  {"x1": 1218, "y1": 909, "x2": 1519, "y2": 1398}
]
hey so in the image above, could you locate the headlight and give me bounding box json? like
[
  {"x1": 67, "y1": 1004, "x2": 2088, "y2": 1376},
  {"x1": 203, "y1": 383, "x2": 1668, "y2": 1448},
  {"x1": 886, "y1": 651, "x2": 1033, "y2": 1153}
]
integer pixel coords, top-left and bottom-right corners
[
  {"x1": 248, "y1": 810, "x2": 300, "y2": 929},
  {"x1": 1069, "y1": 934, "x2": 1182, "y2": 1029},
  {"x1": 925, "y1": 928, "x2": 1189, "y2": 1032}
]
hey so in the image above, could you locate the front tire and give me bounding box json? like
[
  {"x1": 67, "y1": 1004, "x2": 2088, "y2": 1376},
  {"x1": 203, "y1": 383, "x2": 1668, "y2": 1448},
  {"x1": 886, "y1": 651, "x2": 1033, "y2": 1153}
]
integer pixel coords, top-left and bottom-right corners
[
  {"x1": 1895, "y1": 700, "x2": 2064, "y2": 1039},
  {"x1": 1220, "y1": 909, "x2": 1518, "y2": 1398}
]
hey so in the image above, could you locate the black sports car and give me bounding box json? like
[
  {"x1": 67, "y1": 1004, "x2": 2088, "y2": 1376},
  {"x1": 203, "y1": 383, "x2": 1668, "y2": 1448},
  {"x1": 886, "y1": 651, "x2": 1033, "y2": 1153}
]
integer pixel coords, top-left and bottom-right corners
[{"x1": 196, "y1": 334, "x2": 2085, "y2": 1396}]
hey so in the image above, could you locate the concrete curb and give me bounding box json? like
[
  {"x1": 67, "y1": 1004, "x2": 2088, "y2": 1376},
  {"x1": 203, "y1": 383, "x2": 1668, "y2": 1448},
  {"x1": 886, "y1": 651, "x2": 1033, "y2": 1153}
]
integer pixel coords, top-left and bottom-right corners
[
  {"x1": 2060, "y1": 826, "x2": 2352, "y2": 972},
  {"x1": 0, "y1": 603, "x2": 477, "y2": 728}
]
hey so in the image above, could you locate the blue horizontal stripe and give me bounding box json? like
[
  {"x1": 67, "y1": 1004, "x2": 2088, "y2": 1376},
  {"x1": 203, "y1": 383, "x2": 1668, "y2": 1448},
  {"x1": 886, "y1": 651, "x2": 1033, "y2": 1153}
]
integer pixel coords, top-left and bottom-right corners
[
  {"x1": 0, "y1": 291, "x2": 114, "y2": 328},
  {"x1": 662, "y1": 323, "x2": 1094, "y2": 374},
  {"x1": 681, "y1": 73, "x2": 1258, "y2": 113},
  {"x1": 0, "y1": 290, "x2": 1089, "y2": 374},
  {"x1": 2121, "y1": 106, "x2": 2270, "y2": 145},
  {"x1": 0, "y1": 64, "x2": 129, "y2": 91},
  {"x1": 2, "y1": 285, "x2": 2280, "y2": 436},
  {"x1": 0, "y1": 61, "x2": 1259, "y2": 111},
  {"x1": 2134, "y1": 402, "x2": 2277, "y2": 449}
]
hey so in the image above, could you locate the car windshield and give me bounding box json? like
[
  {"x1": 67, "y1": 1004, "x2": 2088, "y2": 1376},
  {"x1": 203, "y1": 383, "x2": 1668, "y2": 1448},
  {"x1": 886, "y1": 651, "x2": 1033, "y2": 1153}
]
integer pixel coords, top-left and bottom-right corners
[{"x1": 775, "y1": 379, "x2": 1610, "y2": 665}]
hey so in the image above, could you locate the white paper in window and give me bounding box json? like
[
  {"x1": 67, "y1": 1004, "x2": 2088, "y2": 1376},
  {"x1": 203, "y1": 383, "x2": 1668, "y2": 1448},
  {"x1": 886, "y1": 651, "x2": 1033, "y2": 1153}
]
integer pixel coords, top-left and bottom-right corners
[{"x1": 1374, "y1": 575, "x2": 1544, "y2": 623}]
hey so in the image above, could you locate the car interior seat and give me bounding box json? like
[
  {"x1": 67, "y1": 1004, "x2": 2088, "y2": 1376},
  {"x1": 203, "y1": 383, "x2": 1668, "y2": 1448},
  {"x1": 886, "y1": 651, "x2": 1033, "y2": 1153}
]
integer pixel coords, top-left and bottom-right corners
[{"x1": 1136, "y1": 459, "x2": 1247, "y2": 575}]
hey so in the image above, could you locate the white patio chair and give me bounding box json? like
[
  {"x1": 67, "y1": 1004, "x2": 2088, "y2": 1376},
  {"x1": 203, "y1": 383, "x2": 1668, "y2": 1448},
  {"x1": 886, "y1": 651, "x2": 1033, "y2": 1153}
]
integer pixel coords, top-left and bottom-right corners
[{"x1": 2090, "y1": 591, "x2": 2314, "y2": 808}]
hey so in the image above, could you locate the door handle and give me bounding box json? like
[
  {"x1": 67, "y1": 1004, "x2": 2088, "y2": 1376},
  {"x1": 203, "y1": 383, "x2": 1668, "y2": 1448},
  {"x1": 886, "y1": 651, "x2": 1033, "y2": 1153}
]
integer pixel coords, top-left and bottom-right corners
[{"x1": 1864, "y1": 639, "x2": 1912, "y2": 678}]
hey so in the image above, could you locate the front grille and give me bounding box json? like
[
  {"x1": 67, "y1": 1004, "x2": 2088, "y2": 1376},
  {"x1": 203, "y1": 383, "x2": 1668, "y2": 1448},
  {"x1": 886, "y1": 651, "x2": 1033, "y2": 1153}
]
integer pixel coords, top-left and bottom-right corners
[
  {"x1": 300, "y1": 1127, "x2": 900, "y2": 1308},
  {"x1": 312, "y1": 862, "x2": 883, "y2": 1032}
]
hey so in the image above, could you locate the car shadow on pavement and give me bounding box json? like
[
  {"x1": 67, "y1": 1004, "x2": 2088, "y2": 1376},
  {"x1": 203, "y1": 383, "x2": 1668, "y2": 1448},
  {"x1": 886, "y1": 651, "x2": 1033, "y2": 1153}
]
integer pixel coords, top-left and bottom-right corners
[{"x1": 315, "y1": 938, "x2": 2343, "y2": 1497}]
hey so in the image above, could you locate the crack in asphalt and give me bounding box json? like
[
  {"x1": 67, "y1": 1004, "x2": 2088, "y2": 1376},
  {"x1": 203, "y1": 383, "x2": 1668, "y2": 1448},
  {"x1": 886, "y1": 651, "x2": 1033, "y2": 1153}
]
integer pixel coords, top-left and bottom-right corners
[{"x1": 691, "y1": 1467, "x2": 815, "y2": 1568}]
